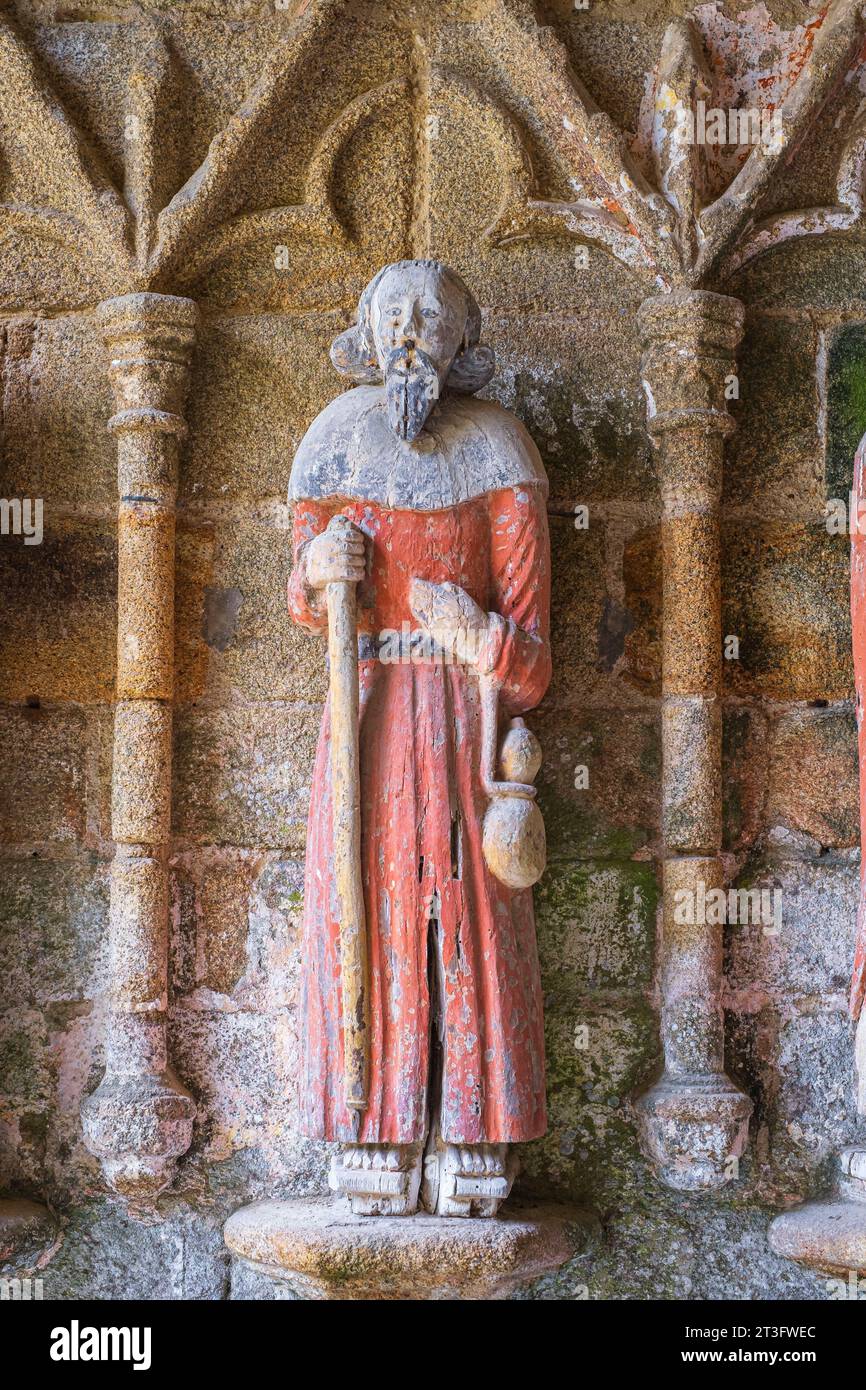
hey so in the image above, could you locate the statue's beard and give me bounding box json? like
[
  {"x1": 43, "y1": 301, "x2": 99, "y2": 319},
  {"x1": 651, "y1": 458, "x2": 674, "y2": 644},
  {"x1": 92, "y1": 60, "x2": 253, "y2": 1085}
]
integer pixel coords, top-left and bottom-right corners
[{"x1": 384, "y1": 346, "x2": 440, "y2": 442}]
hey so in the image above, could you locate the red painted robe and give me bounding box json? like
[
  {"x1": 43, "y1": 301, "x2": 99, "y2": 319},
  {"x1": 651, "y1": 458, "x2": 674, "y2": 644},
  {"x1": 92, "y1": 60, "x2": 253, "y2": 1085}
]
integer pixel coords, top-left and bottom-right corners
[{"x1": 288, "y1": 481, "x2": 551, "y2": 1144}]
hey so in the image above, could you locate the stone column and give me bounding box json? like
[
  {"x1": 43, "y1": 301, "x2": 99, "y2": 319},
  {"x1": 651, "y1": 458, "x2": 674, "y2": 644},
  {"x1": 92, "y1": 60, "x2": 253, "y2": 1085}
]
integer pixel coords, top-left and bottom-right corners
[
  {"x1": 81, "y1": 293, "x2": 198, "y2": 1200},
  {"x1": 635, "y1": 289, "x2": 753, "y2": 1191}
]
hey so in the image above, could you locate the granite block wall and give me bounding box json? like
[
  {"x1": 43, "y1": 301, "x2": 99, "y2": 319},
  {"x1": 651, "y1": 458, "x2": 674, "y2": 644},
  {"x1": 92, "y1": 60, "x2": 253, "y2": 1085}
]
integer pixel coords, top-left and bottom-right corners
[{"x1": 1, "y1": 0, "x2": 865, "y2": 1298}]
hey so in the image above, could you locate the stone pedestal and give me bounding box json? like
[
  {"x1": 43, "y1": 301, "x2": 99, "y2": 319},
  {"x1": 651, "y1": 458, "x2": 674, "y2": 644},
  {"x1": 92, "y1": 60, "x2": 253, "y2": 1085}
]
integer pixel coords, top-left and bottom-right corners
[
  {"x1": 636, "y1": 1072, "x2": 754, "y2": 1193},
  {"x1": 768, "y1": 1147, "x2": 866, "y2": 1276},
  {"x1": 225, "y1": 1197, "x2": 596, "y2": 1300}
]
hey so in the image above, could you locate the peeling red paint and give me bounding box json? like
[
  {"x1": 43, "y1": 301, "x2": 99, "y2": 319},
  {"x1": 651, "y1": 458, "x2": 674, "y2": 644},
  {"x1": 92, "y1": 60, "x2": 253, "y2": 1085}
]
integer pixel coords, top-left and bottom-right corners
[{"x1": 288, "y1": 488, "x2": 551, "y2": 1144}]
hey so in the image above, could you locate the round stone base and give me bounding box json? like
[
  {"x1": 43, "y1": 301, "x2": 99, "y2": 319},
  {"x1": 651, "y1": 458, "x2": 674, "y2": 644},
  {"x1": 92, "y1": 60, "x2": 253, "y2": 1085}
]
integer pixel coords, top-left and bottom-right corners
[
  {"x1": 81, "y1": 1070, "x2": 195, "y2": 1200},
  {"x1": 225, "y1": 1197, "x2": 596, "y2": 1300},
  {"x1": 636, "y1": 1072, "x2": 752, "y2": 1192},
  {"x1": 769, "y1": 1200, "x2": 866, "y2": 1277}
]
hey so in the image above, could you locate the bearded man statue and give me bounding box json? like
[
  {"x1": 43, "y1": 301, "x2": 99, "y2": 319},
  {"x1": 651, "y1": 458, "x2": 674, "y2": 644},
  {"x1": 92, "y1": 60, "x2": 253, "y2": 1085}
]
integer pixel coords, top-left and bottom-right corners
[{"x1": 287, "y1": 259, "x2": 551, "y2": 1217}]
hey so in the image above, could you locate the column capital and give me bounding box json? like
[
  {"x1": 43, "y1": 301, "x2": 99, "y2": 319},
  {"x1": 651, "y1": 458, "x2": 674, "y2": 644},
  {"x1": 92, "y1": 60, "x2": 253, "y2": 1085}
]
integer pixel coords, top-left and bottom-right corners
[
  {"x1": 638, "y1": 289, "x2": 744, "y2": 440},
  {"x1": 98, "y1": 291, "x2": 199, "y2": 436}
]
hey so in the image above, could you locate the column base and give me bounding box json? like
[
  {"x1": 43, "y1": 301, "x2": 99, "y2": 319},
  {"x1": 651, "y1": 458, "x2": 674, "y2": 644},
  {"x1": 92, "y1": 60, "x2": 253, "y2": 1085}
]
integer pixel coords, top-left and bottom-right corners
[
  {"x1": 81, "y1": 1070, "x2": 195, "y2": 1201},
  {"x1": 636, "y1": 1072, "x2": 752, "y2": 1191},
  {"x1": 769, "y1": 1148, "x2": 866, "y2": 1276},
  {"x1": 0, "y1": 1199, "x2": 56, "y2": 1267},
  {"x1": 224, "y1": 1196, "x2": 597, "y2": 1300}
]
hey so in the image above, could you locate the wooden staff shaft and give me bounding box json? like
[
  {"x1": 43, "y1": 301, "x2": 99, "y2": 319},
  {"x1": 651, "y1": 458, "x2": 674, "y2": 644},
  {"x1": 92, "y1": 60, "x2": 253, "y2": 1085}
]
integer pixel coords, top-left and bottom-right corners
[{"x1": 325, "y1": 517, "x2": 369, "y2": 1112}]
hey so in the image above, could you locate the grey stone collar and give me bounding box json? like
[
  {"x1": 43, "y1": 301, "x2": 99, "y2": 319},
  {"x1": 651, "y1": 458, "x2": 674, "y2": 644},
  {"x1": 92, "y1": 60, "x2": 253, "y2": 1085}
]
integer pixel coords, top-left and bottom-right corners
[{"x1": 289, "y1": 386, "x2": 547, "y2": 512}]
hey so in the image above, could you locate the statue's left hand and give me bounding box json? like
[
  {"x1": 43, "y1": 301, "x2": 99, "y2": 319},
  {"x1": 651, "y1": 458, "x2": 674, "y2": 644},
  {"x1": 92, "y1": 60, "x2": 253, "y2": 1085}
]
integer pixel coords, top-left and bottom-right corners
[{"x1": 409, "y1": 579, "x2": 492, "y2": 666}]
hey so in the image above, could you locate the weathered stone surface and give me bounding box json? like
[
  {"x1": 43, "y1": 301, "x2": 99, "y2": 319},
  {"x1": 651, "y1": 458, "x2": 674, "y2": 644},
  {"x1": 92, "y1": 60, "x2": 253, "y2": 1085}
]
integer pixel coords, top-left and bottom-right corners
[
  {"x1": 726, "y1": 314, "x2": 823, "y2": 520},
  {"x1": 173, "y1": 521, "x2": 216, "y2": 703},
  {"x1": 635, "y1": 288, "x2": 751, "y2": 1192},
  {"x1": 0, "y1": 857, "x2": 109, "y2": 1009},
  {"x1": 724, "y1": 704, "x2": 857, "y2": 855},
  {"x1": 636, "y1": 1072, "x2": 753, "y2": 1194},
  {"x1": 425, "y1": 42, "x2": 650, "y2": 320},
  {"x1": 729, "y1": 238, "x2": 866, "y2": 316},
  {"x1": 655, "y1": 855, "x2": 728, "y2": 1077},
  {"x1": 31, "y1": 1004, "x2": 102, "y2": 1199},
  {"x1": 660, "y1": 510, "x2": 720, "y2": 696},
  {"x1": 0, "y1": 236, "x2": 101, "y2": 315},
  {"x1": 722, "y1": 705, "x2": 772, "y2": 853},
  {"x1": 183, "y1": 316, "x2": 342, "y2": 503},
  {"x1": 28, "y1": 1201, "x2": 229, "y2": 1301},
  {"x1": 108, "y1": 853, "x2": 169, "y2": 1008},
  {"x1": 826, "y1": 321, "x2": 866, "y2": 501},
  {"x1": 535, "y1": 860, "x2": 656, "y2": 992},
  {"x1": 184, "y1": 44, "x2": 417, "y2": 312},
  {"x1": 726, "y1": 858, "x2": 858, "y2": 1002},
  {"x1": 532, "y1": 708, "x2": 659, "y2": 859},
  {"x1": 225, "y1": 1196, "x2": 595, "y2": 1299},
  {"x1": 171, "y1": 853, "x2": 303, "y2": 1008},
  {"x1": 68, "y1": 292, "x2": 201, "y2": 1200},
  {"x1": 0, "y1": 1199, "x2": 56, "y2": 1269},
  {"x1": 525, "y1": 990, "x2": 661, "y2": 1206},
  {"x1": 111, "y1": 700, "x2": 173, "y2": 845},
  {"x1": 722, "y1": 526, "x2": 852, "y2": 700},
  {"x1": 169, "y1": 1010, "x2": 287, "y2": 1167},
  {"x1": 116, "y1": 504, "x2": 176, "y2": 701},
  {"x1": 769, "y1": 1198, "x2": 866, "y2": 1278},
  {"x1": 0, "y1": 314, "x2": 114, "y2": 506},
  {"x1": 546, "y1": 516, "x2": 633, "y2": 710},
  {"x1": 175, "y1": 516, "x2": 327, "y2": 705},
  {"x1": 0, "y1": 520, "x2": 116, "y2": 704},
  {"x1": 727, "y1": 1005, "x2": 858, "y2": 1201},
  {"x1": 485, "y1": 310, "x2": 652, "y2": 506},
  {"x1": 229, "y1": 1257, "x2": 301, "y2": 1300},
  {"x1": 625, "y1": 524, "x2": 854, "y2": 701},
  {"x1": 81, "y1": 1068, "x2": 196, "y2": 1202},
  {"x1": 766, "y1": 706, "x2": 858, "y2": 848},
  {"x1": 1, "y1": 1007, "x2": 51, "y2": 1108},
  {"x1": 662, "y1": 696, "x2": 720, "y2": 852},
  {"x1": 622, "y1": 525, "x2": 662, "y2": 695},
  {"x1": 569, "y1": 1198, "x2": 840, "y2": 1300},
  {"x1": 544, "y1": 994, "x2": 660, "y2": 1116},
  {"x1": 0, "y1": 707, "x2": 88, "y2": 844},
  {"x1": 173, "y1": 856, "x2": 257, "y2": 1000},
  {"x1": 172, "y1": 704, "x2": 318, "y2": 850}
]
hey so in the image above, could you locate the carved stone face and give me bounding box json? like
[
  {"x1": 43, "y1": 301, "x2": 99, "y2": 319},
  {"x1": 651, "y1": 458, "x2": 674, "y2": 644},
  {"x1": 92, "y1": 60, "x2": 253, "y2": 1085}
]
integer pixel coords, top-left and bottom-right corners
[{"x1": 369, "y1": 263, "x2": 466, "y2": 442}]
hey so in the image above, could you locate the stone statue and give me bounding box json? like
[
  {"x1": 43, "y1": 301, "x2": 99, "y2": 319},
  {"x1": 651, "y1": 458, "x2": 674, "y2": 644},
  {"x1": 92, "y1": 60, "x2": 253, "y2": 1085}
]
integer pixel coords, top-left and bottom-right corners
[{"x1": 287, "y1": 259, "x2": 551, "y2": 1217}]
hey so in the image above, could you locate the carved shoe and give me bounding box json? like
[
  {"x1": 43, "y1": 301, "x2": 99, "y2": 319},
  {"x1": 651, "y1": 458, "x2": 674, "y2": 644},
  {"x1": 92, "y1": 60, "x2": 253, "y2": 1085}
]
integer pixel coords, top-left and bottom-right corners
[
  {"x1": 329, "y1": 1143, "x2": 423, "y2": 1216},
  {"x1": 424, "y1": 1141, "x2": 518, "y2": 1218}
]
